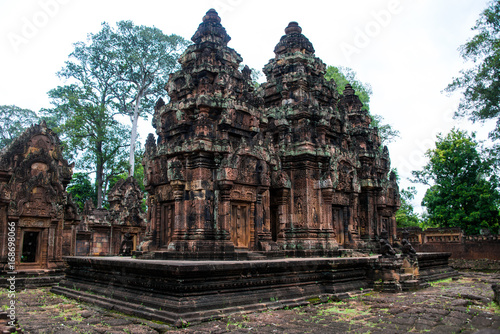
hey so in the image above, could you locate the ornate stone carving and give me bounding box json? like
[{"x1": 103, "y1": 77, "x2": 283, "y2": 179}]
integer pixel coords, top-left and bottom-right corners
[
  {"x1": 0, "y1": 122, "x2": 79, "y2": 285},
  {"x1": 140, "y1": 10, "x2": 400, "y2": 259}
]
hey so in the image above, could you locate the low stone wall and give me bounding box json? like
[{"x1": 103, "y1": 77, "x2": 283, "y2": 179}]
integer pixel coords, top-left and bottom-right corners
[
  {"x1": 413, "y1": 240, "x2": 500, "y2": 261},
  {"x1": 398, "y1": 228, "x2": 500, "y2": 261},
  {"x1": 0, "y1": 269, "x2": 64, "y2": 288},
  {"x1": 449, "y1": 259, "x2": 500, "y2": 272}
]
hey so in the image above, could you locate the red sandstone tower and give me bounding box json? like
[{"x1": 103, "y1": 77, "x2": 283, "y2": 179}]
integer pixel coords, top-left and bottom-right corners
[
  {"x1": 142, "y1": 10, "x2": 400, "y2": 259},
  {"x1": 144, "y1": 9, "x2": 272, "y2": 259}
]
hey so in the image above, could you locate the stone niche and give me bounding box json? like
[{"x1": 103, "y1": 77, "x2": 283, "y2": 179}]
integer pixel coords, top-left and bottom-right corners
[
  {"x1": 0, "y1": 121, "x2": 80, "y2": 287},
  {"x1": 54, "y1": 9, "x2": 457, "y2": 325},
  {"x1": 75, "y1": 177, "x2": 146, "y2": 256},
  {"x1": 140, "y1": 9, "x2": 400, "y2": 260}
]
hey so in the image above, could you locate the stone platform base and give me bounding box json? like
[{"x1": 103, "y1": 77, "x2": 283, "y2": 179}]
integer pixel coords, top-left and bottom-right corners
[
  {"x1": 52, "y1": 252, "x2": 459, "y2": 326},
  {"x1": 53, "y1": 256, "x2": 376, "y2": 325},
  {"x1": 417, "y1": 252, "x2": 459, "y2": 282},
  {"x1": 0, "y1": 269, "x2": 64, "y2": 288}
]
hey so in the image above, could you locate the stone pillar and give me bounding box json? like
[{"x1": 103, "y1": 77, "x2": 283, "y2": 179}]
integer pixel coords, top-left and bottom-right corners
[
  {"x1": 350, "y1": 193, "x2": 360, "y2": 244},
  {"x1": 218, "y1": 180, "x2": 233, "y2": 240},
  {"x1": 276, "y1": 188, "x2": 290, "y2": 245},
  {"x1": 367, "y1": 190, "x2": 374, "y2": 241},
  {"x1": 321, "y1": 188, "x2": 333, "y2": 231},
  {"x1": 256, "y1": 189, "x2": 273, "y2": 251},
  {"x1": 153, "y1": 197, "x2": 161, "y2": 247},
  {"x1": 171, "y1": 181, "x2": 185, "y2": 240}
]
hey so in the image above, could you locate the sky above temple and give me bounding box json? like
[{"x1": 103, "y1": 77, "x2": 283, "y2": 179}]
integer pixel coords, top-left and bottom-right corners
[{"x1": 0, "y1": 0, "x2": 495, "y2": 212}]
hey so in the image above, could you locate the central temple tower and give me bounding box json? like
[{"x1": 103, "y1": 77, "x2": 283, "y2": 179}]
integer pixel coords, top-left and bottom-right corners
[{"x1": 142, "y1": 10, "x2": 400, "y2": 259}]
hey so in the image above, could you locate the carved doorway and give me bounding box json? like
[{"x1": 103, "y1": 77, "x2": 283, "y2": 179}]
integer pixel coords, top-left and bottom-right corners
[
  {"x1": 333, "y1": 207, "x2": 344, "y2": 246},
  {"x1": 230, "y1": 204, "x2": 250, "y2": 248},
  {"x1": 21, "y1": 231, "x2": 39, "y2": 263}
]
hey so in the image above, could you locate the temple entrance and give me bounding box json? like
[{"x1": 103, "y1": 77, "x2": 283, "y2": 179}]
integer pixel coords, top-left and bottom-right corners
[
  {"x1": 21, "y1": 231, "x2": 39, "y2": 263},
  {"x1": 230, "y1": 204, "x2": 250, "y2": 248},
  {"x1": 333, "y1": 206, "x2": 350, "y2": 246}
]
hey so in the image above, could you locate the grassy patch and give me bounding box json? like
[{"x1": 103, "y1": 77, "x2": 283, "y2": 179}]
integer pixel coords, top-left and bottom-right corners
[
  {"x1": 477, "y1": 301, "x2": 500, "y2": 315},
  {"x1": 429, "y1": 278, "x2": 452, "y2": 287}
]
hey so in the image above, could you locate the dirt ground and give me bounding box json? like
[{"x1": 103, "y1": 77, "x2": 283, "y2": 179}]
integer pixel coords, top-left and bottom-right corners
[{"x1": 1, "y1": 271, "x2": 500, "y2": 334}]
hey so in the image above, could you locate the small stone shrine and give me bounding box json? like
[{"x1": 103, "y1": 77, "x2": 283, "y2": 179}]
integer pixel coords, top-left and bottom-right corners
[
  {"x1": 54, "y1": 9, "x2": 457, "y2": 325},
  {"x1": 75, "y1": 177, "x2": 146, "y2": 256},
  {"x1": 0, "y1": 121, "x2": 79, "y2": 287}
]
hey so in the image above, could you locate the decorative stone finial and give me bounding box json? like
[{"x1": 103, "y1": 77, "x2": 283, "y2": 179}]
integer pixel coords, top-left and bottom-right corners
[
  {"x1": 343, "y1": 83, "x2": 355, "y2": 96},
  {"x1": 285, "y1": 21, "x2": 302, "y2": 35},
  {"x1": 191, "y1": 8, "x2": 231, "y2": 45},
  {"x1": 273, "y1": 21, "x2": 315, "y2": 56},
  {"x1": 203, "y1": 8, "x2": 221, "y2": 23},
  {"x1": 242, "y1": 65, "x2": 252, "y2": 80}
]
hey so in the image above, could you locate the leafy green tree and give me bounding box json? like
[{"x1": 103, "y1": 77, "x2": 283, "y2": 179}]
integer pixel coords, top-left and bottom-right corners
[
  {"x1": 412, "y1": 128, "x2": 500, "y2": 235},
  {"x1": 67, "y1": 172, "x2": 97, "y2": 212},
  {"x1": 445, "y1": 0, "x2": 500, "y2": 140},
  {"x1": 395, "y1": 186, "x2": 422, "y2": 228},
  {"x1": 325, "y1": 66, "x2": 400, "y2": 144},
  {"x1": 0, "y1": 105, "x2": 39, "y2": 147},
  {"x1": 46, "y1": 21, "x2": 131, "y2": 208},
  {"x1": 108, "y1": 21, "x2": 189, "y2": 176},
  {"x1": 325, "y1": 66, "x2": 372, "y2": 111}
]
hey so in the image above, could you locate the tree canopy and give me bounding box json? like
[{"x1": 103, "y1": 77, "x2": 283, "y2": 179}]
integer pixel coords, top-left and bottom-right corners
[
  {"x1": 67, "y1": 172, "x2": 97, "y2": 212},
  {"x1": 412, "y1": 129, "x2": 500, "y2": 235},
  {"x1": 325, "y1": 65, "x2": 400, "y2": 144},
  {"x1": 0, "y1": 105, "x2": 39, "y2": 148},
  {"x1": 395, "y1": 186, "x2": 422, "y2": 228},
  {"x1": 445, "y1": 0, "x2": 500, "y2": 140},
  {"x1": 108, "y1": 21, "x2": 189, "y2": 176},
  {"x1": 45, "y1": 23, "x2": 131, "y2": 208},
  {"x1": 45, "y1": 21, "x2": 188, "y2": 207}
]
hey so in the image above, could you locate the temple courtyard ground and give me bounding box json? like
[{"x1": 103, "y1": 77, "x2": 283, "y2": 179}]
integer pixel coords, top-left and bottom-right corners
[{"x1": 2, "y1": 271, "x2": 500, "y2": 333}]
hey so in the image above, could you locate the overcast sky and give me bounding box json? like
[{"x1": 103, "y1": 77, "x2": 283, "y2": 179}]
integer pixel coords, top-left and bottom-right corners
[{"x1": 0, "y1": 0, "x2": 495, "y2": 212}]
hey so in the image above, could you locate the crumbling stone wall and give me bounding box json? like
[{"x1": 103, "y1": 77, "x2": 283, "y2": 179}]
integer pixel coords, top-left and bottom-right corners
[{"x1": 142, "y1": 9, "x2": 400, "y2": 259}]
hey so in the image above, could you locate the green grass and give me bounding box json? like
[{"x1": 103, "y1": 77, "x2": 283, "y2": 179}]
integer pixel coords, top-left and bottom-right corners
[{"x1": 429, "y1": 278, "x2": 452, "y2": 287}]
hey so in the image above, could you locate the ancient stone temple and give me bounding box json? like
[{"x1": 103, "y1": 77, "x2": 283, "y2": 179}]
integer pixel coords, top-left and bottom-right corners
[
  {"x1": 141, "y1": 9, "x2": 400, "y2": 259},
  {"x1": 54, "y1": 10, "x2": 455, "y2": 325},
  {"x1": 0, "y1": 121, "x2": 79, "y2": 287},
  {"x1": 75, "y1": 177, "x2": 146, "y2": 256}
]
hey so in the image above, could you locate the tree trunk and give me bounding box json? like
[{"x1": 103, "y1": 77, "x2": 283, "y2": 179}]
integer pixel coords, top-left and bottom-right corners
[
  {"x1": 96, "y1": 141, "x2": 104, "y2": 208},
  {"x1": 128, "y1": 93, "x2": 143, "y2": 176}
]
